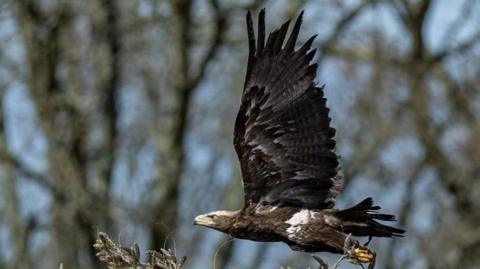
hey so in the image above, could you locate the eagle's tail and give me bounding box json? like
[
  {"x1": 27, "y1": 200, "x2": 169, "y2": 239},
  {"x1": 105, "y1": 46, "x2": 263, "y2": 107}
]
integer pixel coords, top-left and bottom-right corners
[{"x1": 335, "y1": 197, "x2": 405, "y2": 238}]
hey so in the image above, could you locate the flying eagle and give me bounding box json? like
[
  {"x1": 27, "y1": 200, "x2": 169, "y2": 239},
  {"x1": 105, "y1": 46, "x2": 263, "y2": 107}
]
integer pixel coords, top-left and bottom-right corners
[{"x1": 194, "y1": 9, "x2": 404, "y2": 267}]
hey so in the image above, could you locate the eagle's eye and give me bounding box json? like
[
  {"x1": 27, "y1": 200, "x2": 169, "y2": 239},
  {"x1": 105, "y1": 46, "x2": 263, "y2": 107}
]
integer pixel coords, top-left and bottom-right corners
[{"x1": 207, "y1": 215, "x2": 216, "y2": 219}]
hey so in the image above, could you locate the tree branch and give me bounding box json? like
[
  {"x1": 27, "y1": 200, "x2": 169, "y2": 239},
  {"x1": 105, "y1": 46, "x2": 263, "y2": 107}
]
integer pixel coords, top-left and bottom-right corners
[
  {"x1": 94, "y1": 232, "x2": 186, "y2": 269},
  {"x1": 318, "y1": 0, "x2": 379, "y2": 64},
  {"x1": 0, "y1": 152, "x2": 53, "y2": 191},
  {"x1": 188, "y1": 0, "x2": 225, "y2": 90},
  {"x1": 430, "y1": 31, "x2": 480, "y2": 65}
]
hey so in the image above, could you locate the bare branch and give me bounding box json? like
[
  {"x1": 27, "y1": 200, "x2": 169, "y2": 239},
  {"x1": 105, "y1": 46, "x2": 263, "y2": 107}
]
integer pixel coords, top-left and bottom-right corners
[
  {"x1": 439, "y1": 0, "x2": 476, "y2": 46},
  {"x1": 94, "y1": 232, "x2": 186, "y2": 269},
  {"x1": 430, "y1": 31, "x2": 480, "y2": 64},
  {"x1": 188, "y1": 0, "x2": 225, "y2": 90},
  {"x1": 0, "y1": 152, "x2": 53, "y2": 191},
  {"x1": 318, "y1": 0, "x2": 379, "y2": 63}
]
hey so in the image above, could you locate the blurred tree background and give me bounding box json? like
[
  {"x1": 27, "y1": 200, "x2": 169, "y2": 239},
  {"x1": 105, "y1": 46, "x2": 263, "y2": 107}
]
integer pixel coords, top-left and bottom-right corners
[{"x1": 0, "y1": 0, "x2": 478, "y2": 268}]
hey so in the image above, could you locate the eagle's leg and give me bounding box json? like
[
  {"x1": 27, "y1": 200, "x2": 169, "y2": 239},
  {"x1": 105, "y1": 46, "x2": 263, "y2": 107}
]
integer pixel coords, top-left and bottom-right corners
[
  {"x1": 343, "y1": 235, "x2": 375, "y2": 268},
  {"x1": 363, "y1": 235, "x2": 373, "y2": 246}
]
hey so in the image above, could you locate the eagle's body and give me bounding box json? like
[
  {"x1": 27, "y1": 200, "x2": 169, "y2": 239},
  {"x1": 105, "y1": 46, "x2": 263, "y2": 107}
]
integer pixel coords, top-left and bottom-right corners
[
  {"x1": 194, "y1": 9, "x2": 404, "y2": 266},
  {"x1": 227, "y1": 205, "x2": 347, "y2": 253}
]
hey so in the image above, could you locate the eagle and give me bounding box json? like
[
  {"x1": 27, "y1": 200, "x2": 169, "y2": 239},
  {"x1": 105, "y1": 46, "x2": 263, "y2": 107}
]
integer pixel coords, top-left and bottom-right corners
[{"x1": 194, "y1": 9, "x2": 404, "y2": 268}]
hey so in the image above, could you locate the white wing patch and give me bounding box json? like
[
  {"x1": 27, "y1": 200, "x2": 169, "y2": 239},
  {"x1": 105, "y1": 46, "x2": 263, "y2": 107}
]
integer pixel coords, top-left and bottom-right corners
[{"x1": 285, "y1": 210, "x2": 313, "y2": 239}]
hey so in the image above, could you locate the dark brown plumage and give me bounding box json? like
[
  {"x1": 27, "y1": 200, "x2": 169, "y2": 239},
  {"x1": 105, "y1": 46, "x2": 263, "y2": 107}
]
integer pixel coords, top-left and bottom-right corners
[{"x1": 194, "y1": 9, "x2": 404, "y2": 266}]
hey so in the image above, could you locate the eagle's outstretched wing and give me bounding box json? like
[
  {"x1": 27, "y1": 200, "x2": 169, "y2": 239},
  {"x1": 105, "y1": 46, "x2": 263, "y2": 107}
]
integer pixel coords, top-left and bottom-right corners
[{"x1": 234, "y1": 10, "x2": 342, "y2": 209}]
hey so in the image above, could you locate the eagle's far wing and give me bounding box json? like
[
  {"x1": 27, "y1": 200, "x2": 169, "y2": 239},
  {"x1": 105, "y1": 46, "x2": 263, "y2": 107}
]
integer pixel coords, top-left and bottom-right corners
[{"x1": 234, "y1": 10, "x2": 342, "y2": 209}]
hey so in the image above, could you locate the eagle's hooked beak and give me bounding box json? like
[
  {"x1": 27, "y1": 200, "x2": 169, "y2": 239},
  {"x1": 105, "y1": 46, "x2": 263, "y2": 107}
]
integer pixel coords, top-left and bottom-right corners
[{"x1": 193, "y1": 214, "x2": 215, "y2": 227}]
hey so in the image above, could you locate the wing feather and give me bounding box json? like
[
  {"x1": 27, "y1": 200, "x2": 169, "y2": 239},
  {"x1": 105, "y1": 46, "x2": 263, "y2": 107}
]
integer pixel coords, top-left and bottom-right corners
[
  {"x1": 257, "y1": 9, "x2": 266, "y2": 53},
  {"x1": 285, "y1": 11, "x2": 304, "y2": 53},
  {"x1": 235, "y1": 10, "x2": 342, "y2": 209}
]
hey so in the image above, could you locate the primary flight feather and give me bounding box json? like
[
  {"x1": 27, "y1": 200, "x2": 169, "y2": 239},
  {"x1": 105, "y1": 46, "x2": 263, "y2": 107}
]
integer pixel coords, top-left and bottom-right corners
[{"x1": 194, "y1": 9, "x2": 404, "y2": 267}]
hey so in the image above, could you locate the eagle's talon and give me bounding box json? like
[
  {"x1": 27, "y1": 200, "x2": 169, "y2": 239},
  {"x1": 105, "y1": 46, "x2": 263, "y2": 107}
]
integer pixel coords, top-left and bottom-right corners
[{"x1": 347, "y1": 245, "x2": 375, "y2": 267}]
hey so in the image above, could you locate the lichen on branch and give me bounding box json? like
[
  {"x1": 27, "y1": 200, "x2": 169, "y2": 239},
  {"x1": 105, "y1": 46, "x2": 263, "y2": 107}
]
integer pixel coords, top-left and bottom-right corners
[{"x1": 93, "y1": 232, "x2": 186, "y2": 269}]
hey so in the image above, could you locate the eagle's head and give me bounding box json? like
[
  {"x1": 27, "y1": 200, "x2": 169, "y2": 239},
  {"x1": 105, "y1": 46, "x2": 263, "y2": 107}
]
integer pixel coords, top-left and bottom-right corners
[{"x1": 193, "y1": 210, "x2": 239, "y2": 232}]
